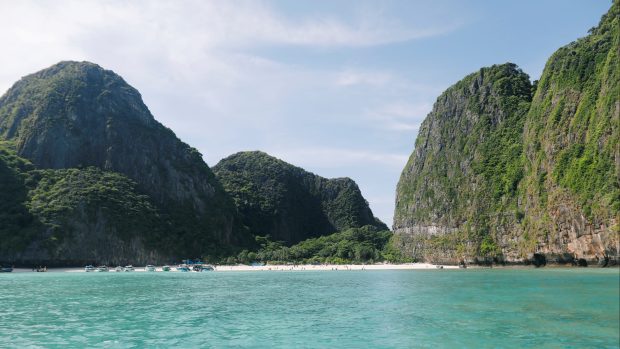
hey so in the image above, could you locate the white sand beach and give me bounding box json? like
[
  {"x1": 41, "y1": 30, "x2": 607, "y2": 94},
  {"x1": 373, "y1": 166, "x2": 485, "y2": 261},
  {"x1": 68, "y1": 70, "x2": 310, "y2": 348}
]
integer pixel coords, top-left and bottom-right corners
[{"x1": 213, "y1": 263, "x2": 460, "y2": 272}]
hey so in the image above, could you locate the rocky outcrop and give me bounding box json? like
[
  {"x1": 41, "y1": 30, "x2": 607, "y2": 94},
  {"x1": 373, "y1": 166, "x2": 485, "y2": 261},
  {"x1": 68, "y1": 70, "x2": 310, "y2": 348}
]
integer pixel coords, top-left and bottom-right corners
[
  {"x1": 393, "y1": 3, "x2": 619, "y2": 266},
  {"x1": 394, "y1": 63, "x2": 532, "y2": 264},
  {"x1": 518, "y1": 1, "x2": 619, "y2": 266},
  {"x1": 0, "y1": 143, "x2": 174, "y2": 266},
  {"x1": 214, "y1": 151, "x2": 387, "y2": 244},
  {"x1": 0, "y1": 62, "x2": 250, "y2": 264},
  {"x1": 24, "y1": 201, "x2": 169, "y2": 267}
]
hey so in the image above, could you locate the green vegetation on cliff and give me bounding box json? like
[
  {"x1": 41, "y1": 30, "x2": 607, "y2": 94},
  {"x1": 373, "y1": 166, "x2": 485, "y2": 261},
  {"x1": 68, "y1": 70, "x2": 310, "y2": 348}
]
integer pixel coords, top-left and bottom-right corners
[
  {"x1": 523, "y1": 1, "x2": 619, "y2": 220},
  {"x1": 0, "y1": 63, "x2": 389, "y2": 264},
  {"x1": 0, "y1": 142, "x2": 169, "y2": 264},
  {"x1": 0, "y1": 142, "x2": 38, "y2": 254},
  {"x1": 28, "y1": 168, "x2": 165, "y2": 249},
  {"x1": 470, "y1": 66, "x2": 531, "y2": 203},
  {"x1": 214, "y1": 151, "x2": 387, "y2": 245},
  {"x1": 0, "y1": 61, "x2": 250, "y2": 264},
  {"x1": 2, "y1": 139, "x2": 395, "y2": 265},
  {"x1": 394, "y1": 2, "x2": 619, "y2": 265},
  {"x1": 394, "y1": 63, "x2": 532, "y2": 261},
  {"x1": 229, "y1": 225, "x2": 406, "y2": 265}
]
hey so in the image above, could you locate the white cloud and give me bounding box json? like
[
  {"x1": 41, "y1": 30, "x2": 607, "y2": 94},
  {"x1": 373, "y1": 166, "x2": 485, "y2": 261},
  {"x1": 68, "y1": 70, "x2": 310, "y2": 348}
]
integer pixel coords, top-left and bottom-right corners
[
  {"x1": 0, "y1": 0, "x2": 461, "y2": 228},
  {"x1": 365, "y1": 102, "x2": 433, "y2": 131},
  {"x1": 0, "y1": 0, "x2": 460, "y2": 90}
]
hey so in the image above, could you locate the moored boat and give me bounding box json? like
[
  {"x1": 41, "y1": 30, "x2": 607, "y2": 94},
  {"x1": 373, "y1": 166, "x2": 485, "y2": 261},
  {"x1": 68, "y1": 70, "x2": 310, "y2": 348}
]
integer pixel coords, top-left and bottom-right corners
[
  {"x1": 114, "y1": 266, "x2": 123, "y2": 272},
  {"x1": 176, "y1": 264, "x2": 190, "y2": 272},
  {"x1": 84, "y1": 265, "x2": 95, "y2": 272},
  {"x1": 0, "y1": 265, "x2": 13, "y2": 273},
  {"x1": 95, "y1": 266, "x2": 109, "y2": 272},
  {"x1": 145, "y1": 265, "x2": 156, "y2": 272},
  {"x1": 162, "y1": 265, "x2": 171, "y2": 272},
  {"x1": 123, "y1": 265, "x2": 135, "y2": 272},
  {"x1": 199, "y1": 265, "x2": 214, "y2": 272}
]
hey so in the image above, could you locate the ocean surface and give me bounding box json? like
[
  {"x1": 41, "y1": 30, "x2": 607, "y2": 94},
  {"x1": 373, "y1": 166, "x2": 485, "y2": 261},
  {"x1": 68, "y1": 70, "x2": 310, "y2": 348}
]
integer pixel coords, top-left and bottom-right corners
[{"x1": 1, "y1": 269, "x2": 618, "y2": 348}]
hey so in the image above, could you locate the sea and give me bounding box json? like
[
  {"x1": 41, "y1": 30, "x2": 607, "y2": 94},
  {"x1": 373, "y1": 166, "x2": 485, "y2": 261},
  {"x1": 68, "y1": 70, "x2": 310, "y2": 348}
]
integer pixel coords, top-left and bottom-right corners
[{"x1": 1, "y1": 268, "x2": 618, "y2": 348}]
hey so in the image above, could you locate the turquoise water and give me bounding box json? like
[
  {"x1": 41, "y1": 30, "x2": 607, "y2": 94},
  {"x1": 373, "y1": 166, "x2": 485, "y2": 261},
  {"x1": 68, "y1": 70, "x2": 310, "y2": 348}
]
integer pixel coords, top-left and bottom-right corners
[{"x1": 1, "y1": 269, "x2": 618, "y2": 348}]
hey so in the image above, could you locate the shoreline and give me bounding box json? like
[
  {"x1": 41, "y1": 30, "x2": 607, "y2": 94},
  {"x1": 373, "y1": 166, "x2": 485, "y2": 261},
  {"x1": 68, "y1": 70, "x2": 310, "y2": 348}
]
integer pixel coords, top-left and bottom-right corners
[
  {"x1": 213, "y1": 263, "x2": 461, "y2": 272},
  {"x1": 8, "y1": 263, "x2": 458, "y2": 273},
  {"x1": 7, "y1": 262, "x2": 617, "y2": 273}
]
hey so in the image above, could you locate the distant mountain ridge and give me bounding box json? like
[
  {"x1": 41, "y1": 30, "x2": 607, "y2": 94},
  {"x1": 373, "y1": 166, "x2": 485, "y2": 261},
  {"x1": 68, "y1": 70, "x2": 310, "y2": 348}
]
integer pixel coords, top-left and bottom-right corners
[
  {"x1": 213, "y1": 151, "x2": 387, "y2": 245},
  {"x1": 393, "y1": 2, "x2": 619, "y2": 266}
]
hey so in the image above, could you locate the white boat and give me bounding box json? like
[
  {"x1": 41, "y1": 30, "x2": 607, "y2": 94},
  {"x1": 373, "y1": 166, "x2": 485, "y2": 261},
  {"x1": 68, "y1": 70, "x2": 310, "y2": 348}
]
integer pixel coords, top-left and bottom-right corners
[
  {"x1": 114, "y1": 266, "x2": 123, "y2": 272},
  {"x1": 95, "y1": 266, "x2": 109, "y2": 272},
  {"x1": 84, "y1": 265, "x2": 95, "y2": 272},
  {"x1": 162, "y1": 265, "x2": 171, "y2": 272},
  {"x1": 123, "y1": 265, "x2": 135, "y2": 272},
  {"x1": 145, "y1": 265, "x2": 156, "y2": 272}
]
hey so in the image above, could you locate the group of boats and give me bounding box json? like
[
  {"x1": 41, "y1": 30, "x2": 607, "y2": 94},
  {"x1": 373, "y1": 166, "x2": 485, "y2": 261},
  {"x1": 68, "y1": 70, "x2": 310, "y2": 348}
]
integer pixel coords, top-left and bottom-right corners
[
  {"x1": 84, "y1": 264, "x2": 215, "y2": 272},
  {"x1": 0, "y1": 265, "x2": 47, "y2": 272},
  {"x1": 84, "y1": 265, "x2": 127, "y2": 272}
]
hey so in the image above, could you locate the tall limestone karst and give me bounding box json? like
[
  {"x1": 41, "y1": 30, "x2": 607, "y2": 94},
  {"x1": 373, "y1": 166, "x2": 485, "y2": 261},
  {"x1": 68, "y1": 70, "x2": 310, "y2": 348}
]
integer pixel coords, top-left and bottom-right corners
[
  {"x1": 521, "y1": 2, "x2": 619, "y2": 264},
  {"x1": 394, "y1": 64, "x2": 533, "y2": 264},
  {"x1": 213, "y1": 151, "x2": 387, "y2": 244},
  {"x1": 0, "y1": 61, "x2": 248, "y2": 265},
  {"x1": 394, "y1": 3, "x2": 619, "y2": 266}
]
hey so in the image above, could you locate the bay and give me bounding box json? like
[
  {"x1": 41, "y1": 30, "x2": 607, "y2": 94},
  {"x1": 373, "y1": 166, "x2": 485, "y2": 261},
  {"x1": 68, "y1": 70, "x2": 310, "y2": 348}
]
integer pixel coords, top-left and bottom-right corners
[{"x1": 1, "y1": 269, "x2": 618, "y2": 348}]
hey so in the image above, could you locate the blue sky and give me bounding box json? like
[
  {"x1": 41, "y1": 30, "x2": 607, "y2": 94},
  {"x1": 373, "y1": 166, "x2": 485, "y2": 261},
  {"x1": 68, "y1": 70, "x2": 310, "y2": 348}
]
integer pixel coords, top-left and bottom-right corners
[{"x1": 0, "y1": 0, "x2": 611, "y2": 226}]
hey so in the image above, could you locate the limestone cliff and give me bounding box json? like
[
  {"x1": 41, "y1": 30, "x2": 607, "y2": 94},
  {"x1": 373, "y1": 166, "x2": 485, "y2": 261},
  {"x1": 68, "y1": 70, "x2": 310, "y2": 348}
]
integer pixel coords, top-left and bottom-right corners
[
  {"x1": 0, "y1": 62, "x2": 249, "y2": 264},
  {"x1": 520, "y1": 2, "x2": 619, "y2": 265},
  {"x1": 213, "y1": 151, "x2": 387, "y2": 244},
  {"x1": 0, "y1": 142, "x2": 171, "y2": 265},
  {"x1": 394, "y1": 64, "x2": 533, "y2": 264},
  {"x1": 394, "y1": 3, "x2": 619, "y2": 266}
]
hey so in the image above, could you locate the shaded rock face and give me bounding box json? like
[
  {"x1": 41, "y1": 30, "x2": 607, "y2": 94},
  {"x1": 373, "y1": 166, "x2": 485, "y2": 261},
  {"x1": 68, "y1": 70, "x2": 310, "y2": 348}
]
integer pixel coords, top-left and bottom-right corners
[
  {"x1": 393, "y1": 3, "x2": 619, "y2": 266},
  {"x1": 0, "y1": 61, "x2": 248, "y2": 264},
  {"x1": 0, "y1": 62, "x2": 219, "y2": 211},
  {"x1": 15, "y1": 205, "x2": 170, "y2": 267},
  {"x1": 0, "y1": 145, "x2": 175, "y2": 266},
  {"x1": 214, "y1": 151, "x2": 387, "y2": 245}
]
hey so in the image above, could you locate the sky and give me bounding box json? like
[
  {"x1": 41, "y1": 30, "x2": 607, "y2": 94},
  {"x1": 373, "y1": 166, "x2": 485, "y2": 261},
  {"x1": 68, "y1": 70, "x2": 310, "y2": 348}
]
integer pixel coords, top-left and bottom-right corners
[{"x1": 0, "y1": 0, "x2": 611, "y2": 227}]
